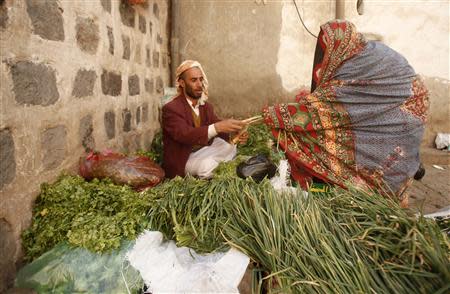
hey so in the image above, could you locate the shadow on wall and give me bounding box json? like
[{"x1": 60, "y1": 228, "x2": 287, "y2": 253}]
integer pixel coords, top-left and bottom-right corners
[{"x1": 209, "y1": 75, "x2": 305, "y2": 119}]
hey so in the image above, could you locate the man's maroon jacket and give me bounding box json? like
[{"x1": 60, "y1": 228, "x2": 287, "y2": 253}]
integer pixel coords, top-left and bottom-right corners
[{"x1": 161, "y1": 94, "x2": 227, "y2": 178}]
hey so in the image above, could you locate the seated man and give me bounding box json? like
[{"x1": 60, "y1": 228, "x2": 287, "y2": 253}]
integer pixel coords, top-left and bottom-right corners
[{"x1": 162, "y1": 60, "x2": 246, "y2": 178}]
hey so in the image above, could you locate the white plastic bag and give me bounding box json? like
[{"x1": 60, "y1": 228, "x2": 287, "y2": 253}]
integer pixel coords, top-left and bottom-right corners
[
  {"x1": 435, "y1": 133, "x2": 450, "y2": 150},
  {"x1": 270, "y1": 159, "x2": 307, "y2": 196},
  {"x1": 126, "y1": 231, "x2": 249, "y2": 293},
  {"x1": 423, "y1": 206, "x2": 450, "y2": 219}
]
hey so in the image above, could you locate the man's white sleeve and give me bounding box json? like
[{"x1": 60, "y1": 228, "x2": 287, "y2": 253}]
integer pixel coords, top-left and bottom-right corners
[{"x1": 207, "y1": 124, "x2": 218, "y2": 139}]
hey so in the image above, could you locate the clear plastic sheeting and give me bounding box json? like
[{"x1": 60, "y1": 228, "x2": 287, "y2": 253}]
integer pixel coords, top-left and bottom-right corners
[
  {"x1": 126, "y1": 231, "x2": 249, "y2": 293},
  {"x1": 15, "y1": 241, "x2": 142, "y2": 294}
]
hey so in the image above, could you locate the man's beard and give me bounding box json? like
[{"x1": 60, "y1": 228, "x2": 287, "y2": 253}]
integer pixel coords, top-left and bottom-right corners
[{"x1": 185, "y1": 84, "x2": 202, "y2": 99}]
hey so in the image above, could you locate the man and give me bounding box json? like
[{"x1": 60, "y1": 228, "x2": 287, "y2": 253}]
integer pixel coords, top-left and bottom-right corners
[{"x1": 162, "y1": 60, "x2": 246, "y2": 178}]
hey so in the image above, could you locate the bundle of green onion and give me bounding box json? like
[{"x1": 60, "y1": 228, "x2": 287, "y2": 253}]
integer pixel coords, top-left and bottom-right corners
[
  {"x1": 223, "y1": 184, "x2": 450, "y2": 293},
  {"x1": 144, "y1": 176, "x2": 247, "y2": 253}
]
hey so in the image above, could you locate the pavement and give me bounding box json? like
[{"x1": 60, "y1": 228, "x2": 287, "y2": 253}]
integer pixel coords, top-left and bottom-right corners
[{"x1": 408, "y1": 147, "x2": 449, "y2": 214}]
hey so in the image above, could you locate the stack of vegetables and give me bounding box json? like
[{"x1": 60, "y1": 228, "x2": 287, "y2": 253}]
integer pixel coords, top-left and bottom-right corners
[
  {"x1": 224, "y1": 183, "x2": 450, "y2": 293},
  {"x1": 22, "y1": 125, "x2": 449, "y2": 292},
  {"x1": 22, "y1": 176, "x2": 153, "y2": 261}
]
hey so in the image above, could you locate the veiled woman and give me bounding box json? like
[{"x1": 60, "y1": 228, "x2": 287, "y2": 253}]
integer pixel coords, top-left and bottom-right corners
[{"x1": 262, "y1": 20, "x2": 429, "y2": 206}]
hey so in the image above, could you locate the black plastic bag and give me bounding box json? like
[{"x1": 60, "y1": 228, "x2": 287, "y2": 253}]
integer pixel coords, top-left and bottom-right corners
[{"x1": 236, "y1": 154, "x2": 277, "y2": 182}]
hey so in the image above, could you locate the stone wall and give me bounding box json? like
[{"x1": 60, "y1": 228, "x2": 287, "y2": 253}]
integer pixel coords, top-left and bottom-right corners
[
  {"x1": 172, "y1": 1, "x2": 449, "y2": 148},
  {"x1": 170, "y1": 0, "x2": 335, "y2": 118},
  {"x1": 0, "y1": 0, "x2": 170, "y2": 290}
]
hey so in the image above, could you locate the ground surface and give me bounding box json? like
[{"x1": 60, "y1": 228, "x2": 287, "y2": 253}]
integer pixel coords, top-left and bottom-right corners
[{"x1": 409, "y1": 163, "x2": 450, "y2": 214}]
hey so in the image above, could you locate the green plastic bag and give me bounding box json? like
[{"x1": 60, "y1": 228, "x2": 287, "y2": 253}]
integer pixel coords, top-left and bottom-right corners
[{"x1": 15, "y1": 241, "x2": 143, "y2": 293}]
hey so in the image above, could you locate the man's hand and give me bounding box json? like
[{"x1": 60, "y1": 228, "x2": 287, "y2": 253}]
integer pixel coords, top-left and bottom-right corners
[
  {"x1": 237, "y1": 131, "x2": 249, "y2": 145},
  {"x1": 214, "y1": 119, "x2": 245, "y2": 133}
]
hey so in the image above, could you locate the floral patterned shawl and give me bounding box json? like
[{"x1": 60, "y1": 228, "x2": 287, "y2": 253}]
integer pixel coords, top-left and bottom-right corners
[{"x1": 262, "y1": 20, "x2": 429, "y2": 199}]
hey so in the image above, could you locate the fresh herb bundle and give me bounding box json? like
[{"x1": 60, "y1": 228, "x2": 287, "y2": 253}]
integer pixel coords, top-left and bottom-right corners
[
  {"x1": 138, "y1": 124, "x2": 280, "y2": 166},
  {"x1": 237, "y1": 124, "x2": 273, "y2": 157},
  {"x1": 22, "y1": 175, "x2": 152, "y2": 261}
]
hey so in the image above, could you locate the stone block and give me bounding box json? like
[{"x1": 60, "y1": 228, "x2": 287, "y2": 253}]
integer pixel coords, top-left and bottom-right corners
[
  {"x1": 122, "y1": 109, "x2": 132, "y2": 132},
  {"x1": 144, "y1": 78, "x2": 154, "y2": 94},
  {"x1": 142, "y1": 102, "x2": 149, "y2": 122},
  {"x1": 107, "y1": 26, "x2": 114, "y2": 55},
  {"x1": 136, "y1": 106, "x2": 141, "y2": 125},
  {"x1": 80, "y1": 115, "x2": 95, "y2": 152},
  {"x1": 156, "y1": 76, "x2": 163, "y2": 94},
  {"x1": 163, "y1": 54, "x2": 167, "y2": 68},
  {"x1": 100, "y1": 0, "x2": 111, "y2": 13},
  {"x1": 121, "y1": 133, "x2": 139, "y2": 153},
  {"x1": 153, "y1": 3, "x2": 159, "y2": 19},
  {"x1": 122, "y1": 35, "x2": 130, "y2": 60},
  {"x1": 128, "y1": 74, "x2": 140, "y2": 96},
  {"x1": 152, "y1": 51, "x2": 159, "y2": 68},
  {"x1": 72, "y1": 69, "x2": 97, "y2": 98},
  {"x1": 0, "y1": 219, "x2": 15, "y2": 292},
  {"x1": 76, "y1": 17, "x2": 99, "y2": 55},
  {"x1": 119, "y1": 2, "x2": 135, "y2": 28},
  {"x1": 25, "y1": 0, "x2": 64, "y2": 41},
  {"x1": 143, "y1": 131, "x2": 153, "y2": 150},
  {"x1": 135, "y1": 133, "x2": 142, "y2": 149},
  {"x1": 0, "y1": 1, "x2": 8, "y2": 28},
  {"x1": 104, "y1": 111, "x2": 115, "y2": 139},
  {"x1": 11, "y1": 61, "x2": 59, "y2": 106},
  {"x1": 139, "y1": 15, "x2": 146, "y2": 33},
  {"x1": 152, "y1": 100, "x2": 158, "y2": 121},
  {"x1": 0, "y1": 128, "x2": 15, "y2": 189},
  {"x1": 101, "y1": 69, "x2": 121, "y2": 96},
  {"x1": 41, "y1": 125, "x2": 66, "y2": 170},
  {"x1": 134, "y1": 43, "x2": 141, "y2": 64},
  {"x1": 145, "y1": 47, "x2": 151, "y2": 67}
]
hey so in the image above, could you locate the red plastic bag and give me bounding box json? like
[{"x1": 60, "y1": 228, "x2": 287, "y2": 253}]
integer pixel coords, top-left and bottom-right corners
[
  {"x1": 79, "y1": 150, "x2": 165, "y2": 190},
  {"x1": 126, "y1": 0, "x2": 146, "y2": 4}
]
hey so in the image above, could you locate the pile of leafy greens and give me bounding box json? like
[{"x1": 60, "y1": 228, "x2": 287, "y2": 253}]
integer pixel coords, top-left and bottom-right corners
[{"x1": 22, "y1": 175, "x2": 151, "y2": 261}]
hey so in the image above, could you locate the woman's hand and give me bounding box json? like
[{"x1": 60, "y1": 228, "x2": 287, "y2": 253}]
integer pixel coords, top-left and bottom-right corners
[
  {"x1": 237, "y1": 131, "x2": 249, "y2": 145},
  {"x1": 400, "y1": 195, "x2": 409, "y2": 208}
]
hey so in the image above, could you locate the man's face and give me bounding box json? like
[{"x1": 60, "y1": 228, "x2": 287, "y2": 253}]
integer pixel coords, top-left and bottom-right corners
[{"x1": 180, "y1": 67, "x2": 203, "y2": 99}]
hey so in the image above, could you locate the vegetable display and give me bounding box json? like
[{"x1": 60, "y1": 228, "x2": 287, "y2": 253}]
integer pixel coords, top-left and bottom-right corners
[{"x1": 22, "y1": 125, "x2": 449, "y2": 293}]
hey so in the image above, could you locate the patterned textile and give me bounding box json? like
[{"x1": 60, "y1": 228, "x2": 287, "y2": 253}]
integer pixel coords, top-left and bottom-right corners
[{"x1": 262, "y1": 20, "x2": 429, "y2": 199}]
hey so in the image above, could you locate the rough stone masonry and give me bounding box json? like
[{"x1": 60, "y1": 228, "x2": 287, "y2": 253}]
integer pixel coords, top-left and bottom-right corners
[{"x1": 0, "y1": 0, "x2": 170, "y2": 291}]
